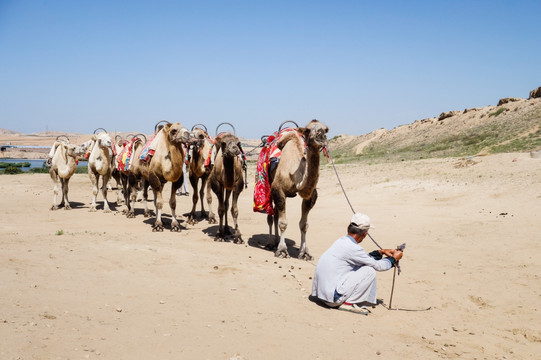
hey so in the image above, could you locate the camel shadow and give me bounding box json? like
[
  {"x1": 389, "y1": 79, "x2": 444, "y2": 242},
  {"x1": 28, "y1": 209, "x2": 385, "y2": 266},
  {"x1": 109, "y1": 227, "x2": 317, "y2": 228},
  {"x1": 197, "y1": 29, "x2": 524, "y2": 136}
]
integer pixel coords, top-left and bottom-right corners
[
  {"x1": 141, "y1": 214, "x2": 187, "y2": 231},
  {"x1": 65, "y1": 201, "x2": 86, "y2": 210},
  {"x1": 247, "y1": 233, "x2": 299, "y2": 258},
  {"x1": 201, "y1": 225, "x2": 244, "y2": 243}
]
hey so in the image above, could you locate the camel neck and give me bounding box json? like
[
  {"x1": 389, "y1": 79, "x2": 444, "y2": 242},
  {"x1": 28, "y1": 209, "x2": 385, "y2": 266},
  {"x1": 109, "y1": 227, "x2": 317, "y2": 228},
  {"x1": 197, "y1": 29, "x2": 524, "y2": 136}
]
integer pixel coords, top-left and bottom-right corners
[
  {"x1": 223, "y1": 155, "x2": 237, "y2": 188},
  {"x1": 297, "y1": 144, "x2": 321, "y2": 198}
]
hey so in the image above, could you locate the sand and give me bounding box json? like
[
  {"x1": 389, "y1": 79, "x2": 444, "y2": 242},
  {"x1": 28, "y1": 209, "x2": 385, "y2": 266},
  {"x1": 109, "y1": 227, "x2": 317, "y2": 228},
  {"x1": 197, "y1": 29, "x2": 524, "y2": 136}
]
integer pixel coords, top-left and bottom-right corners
[{"x1": 1, "y1": 152, "x2": 540, "y2": 359}]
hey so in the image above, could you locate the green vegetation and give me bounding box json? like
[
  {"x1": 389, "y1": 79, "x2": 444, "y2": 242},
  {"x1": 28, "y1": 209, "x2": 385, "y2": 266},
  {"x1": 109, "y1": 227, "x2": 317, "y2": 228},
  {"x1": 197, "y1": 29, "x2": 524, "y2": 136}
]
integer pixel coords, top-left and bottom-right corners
[
  {"x1": 488, "y1": 107, "x2": 508, "y2": 117},
  {"x1": 2, "y1": 165, "x2": 23, "y2": 174},
  {"x1": 55, "y1": 230, "x2": 64, "y2": 236},
  {"x1": 1, "y1": 161, "x2": 88, "y2": 175},
  {"x1": 0, "y1": 161, "x2": 31, "y2": 168}
]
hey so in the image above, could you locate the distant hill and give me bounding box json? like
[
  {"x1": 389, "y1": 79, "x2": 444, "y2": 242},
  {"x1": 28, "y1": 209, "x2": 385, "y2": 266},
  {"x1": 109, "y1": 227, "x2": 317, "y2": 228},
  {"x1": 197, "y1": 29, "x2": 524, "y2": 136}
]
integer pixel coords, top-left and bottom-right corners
[{"x1": 328, "y1": 87, "x2": 541, "y2": 162}]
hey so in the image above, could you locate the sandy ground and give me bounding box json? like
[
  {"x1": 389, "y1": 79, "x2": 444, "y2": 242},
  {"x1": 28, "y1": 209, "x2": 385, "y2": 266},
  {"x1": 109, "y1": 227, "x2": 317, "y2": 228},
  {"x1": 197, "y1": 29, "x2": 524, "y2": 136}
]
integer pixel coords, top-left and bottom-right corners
[{"x1": 1, "y1": 152, "x2": 540, "y2": 359}]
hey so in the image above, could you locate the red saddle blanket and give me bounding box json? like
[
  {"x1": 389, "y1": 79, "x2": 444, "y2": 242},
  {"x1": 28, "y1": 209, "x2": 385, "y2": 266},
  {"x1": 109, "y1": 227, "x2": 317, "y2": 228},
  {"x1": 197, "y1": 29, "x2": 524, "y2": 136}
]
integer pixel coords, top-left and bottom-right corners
[
  {"x1": 253, "y1": 127, "x2": 302, "y2": 215},
  {"x1": 116, "y1": 137, "x2": 142, "y2": 171}
]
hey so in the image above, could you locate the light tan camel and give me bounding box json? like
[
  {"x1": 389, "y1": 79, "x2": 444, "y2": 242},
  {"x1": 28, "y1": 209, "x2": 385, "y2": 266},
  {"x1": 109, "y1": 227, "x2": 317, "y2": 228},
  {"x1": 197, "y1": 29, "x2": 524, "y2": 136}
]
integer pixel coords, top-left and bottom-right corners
[
  {"x1": 49, "y1": 140, "x2": 87, "y2": 210},
  {"x1": 208, "y1": 132, "x2": 245, "y2": 242},
  {"x1": 88, "y1": 131, "x2": 114, "y2": 212},
  {"x1": 187, "y1": 125, "x2": 214, "y2": 224},
  {"x1": 267, "y1": 119, "x2": 328, "y2": 260},
  {"x1": 146, "y1": 122, "x2": 191, "y2": 231}
]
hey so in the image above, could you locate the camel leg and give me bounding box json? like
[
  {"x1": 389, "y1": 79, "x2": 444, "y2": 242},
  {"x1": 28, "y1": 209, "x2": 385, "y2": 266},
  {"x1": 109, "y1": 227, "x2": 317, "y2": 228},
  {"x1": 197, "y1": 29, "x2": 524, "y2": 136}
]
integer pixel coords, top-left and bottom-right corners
[
  {"x1": 206, "y1": 180, "x2": 217, "y2": 224},
  {"x1": 272, "y1": 189, "x2": 290, "y2": 258},
  {"x1": 298, "y1": 190, "x2": 318, "y2": 261},
  {"x1": 231, "y1": 190, "x2": 243, "y2": 244},
  {"x1": 266, "y1": 215, "x2": 274, "y2": 248},
  {"x1": 265, "y1": 214, "x2": 279, "y2": 250},
  {"x1": 199, "y1": 174, "x2": 209, "y2": 219},
  {"x1": 124, "y1": 174, "x2": 134, "y2": 217},
  {"x1": 89, "y1": 171, "x2": 99, "y2": 212},
  {"x1": 101, "y1": 173, "x2": 111, "y2": 213},
  {"x1": 223, "y1": 189, "x2": 232, "y2": 237},
  {"x1": 50, "y1": 170, "x2": 59, "y2": 210},
  {"x1": 215, "y1": 187, "x2": 226, "y2": 241},
  {"x1": 187, "y1": 174, "x2": 199, "y2": 224},
  {"x1": 149, "y1": 173, "x2": 164, "y2": 231},
  {"x1": 169, "y1": 177, "x2": 183, "y2": 232},
  {"x1": 143, "y1": 181, "x2": 151, "y2": 217},
  {"x1": 62, "y1": 177, "x2": 72, "y2": 210}
]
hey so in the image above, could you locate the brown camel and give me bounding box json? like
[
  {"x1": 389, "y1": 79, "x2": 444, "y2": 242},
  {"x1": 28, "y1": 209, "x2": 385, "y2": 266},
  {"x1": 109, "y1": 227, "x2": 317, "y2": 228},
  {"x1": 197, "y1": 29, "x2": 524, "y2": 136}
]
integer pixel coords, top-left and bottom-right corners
[
  {"x1": 267, "y1": 119, "x2": 328, "y2": 260},
  {"x1": 146, "y1": 122, "x2": 191, "y2": 231},
  {"x1": 116, "y1": 134, "x2": 148, "y2": 218},
  {"x1": 186, "y1": 125, "x2": 214, "y2": 225},
  {"x1": 208, "y1": 132, "x2": 245, "y2": 242}
]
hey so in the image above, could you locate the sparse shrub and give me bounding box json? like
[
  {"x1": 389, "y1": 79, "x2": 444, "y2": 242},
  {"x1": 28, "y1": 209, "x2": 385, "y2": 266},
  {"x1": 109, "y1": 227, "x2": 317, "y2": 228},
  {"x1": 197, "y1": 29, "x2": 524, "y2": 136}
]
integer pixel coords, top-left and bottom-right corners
[
  {"x1": 489, "y1": 108, "x2": 508, "y2": 117},
  {"x1": 3, "y1": 165, "x2": 22, "y2": 174},
  {"x1": 55, "y1": 230, "x2": 64, "y2": 236}
]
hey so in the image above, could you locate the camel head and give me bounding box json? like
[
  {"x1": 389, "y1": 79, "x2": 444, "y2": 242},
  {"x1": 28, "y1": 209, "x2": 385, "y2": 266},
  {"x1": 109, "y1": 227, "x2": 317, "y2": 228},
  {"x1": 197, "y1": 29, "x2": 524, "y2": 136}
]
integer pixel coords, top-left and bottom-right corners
[
  {"x1": 66, "y1": 143, "x2": 86, "y2": 157},
  {"x1": 94, "y1": 132, "x2": 113, "y2": 149},
  {"x1": 163, "y1": 122, "x2": 190, "y2": 146},
  {"x1": 189, "y1": 127, "x2": 209, "y2": 152},
  {"x1": 299, "y1": 119, "x2": 328, "y2": 149},
  {"x1": 220, "y1": 133, "x2": 242, "y2": 158}
]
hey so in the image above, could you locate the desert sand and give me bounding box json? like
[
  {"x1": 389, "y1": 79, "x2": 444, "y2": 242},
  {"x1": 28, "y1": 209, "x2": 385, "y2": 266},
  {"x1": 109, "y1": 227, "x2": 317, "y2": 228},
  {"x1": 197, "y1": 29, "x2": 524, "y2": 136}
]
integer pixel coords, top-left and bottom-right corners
[{"x1": 1, "y1": 151, "x2": 540, "y2": 359}]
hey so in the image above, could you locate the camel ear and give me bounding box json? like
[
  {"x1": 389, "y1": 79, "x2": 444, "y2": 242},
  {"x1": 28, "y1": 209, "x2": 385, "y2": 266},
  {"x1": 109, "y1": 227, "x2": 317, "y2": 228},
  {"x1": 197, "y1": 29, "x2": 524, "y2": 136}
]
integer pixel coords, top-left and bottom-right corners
[
  {"x1": 298, "y1": 127, "x2": 309, "y2": 138},
  {"x1": 91, "y1": 135, "x2": 97, "y2": 141}
]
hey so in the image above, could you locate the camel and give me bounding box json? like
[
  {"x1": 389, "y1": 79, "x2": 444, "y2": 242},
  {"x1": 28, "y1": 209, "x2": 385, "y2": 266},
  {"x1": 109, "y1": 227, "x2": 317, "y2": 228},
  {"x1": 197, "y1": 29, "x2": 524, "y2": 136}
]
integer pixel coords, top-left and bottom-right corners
[
  {"x1": 116, "y1": 134, "x2": 149, "y2": 218},
  {"x1": 146, "y1": 122, "x2": 191, "y2": 231},
  {"x1": 266, "y1": 119, "x2": 328, "y2": 260},
  {"x1": 88, "y1": 130, "x2": 114, "y2": 212},
  {"x1": 186, "y1": 124, "x2": 214, "y2": 224},
  {"x1": 208, "y1": 128, "x2": 245, "y2": 242},
  {"x1": 111, "y1": 135, "x2": 125, "y2": 204},
  {"x1": 48, "y1": 138, "x2": 87, "y2": 210}
]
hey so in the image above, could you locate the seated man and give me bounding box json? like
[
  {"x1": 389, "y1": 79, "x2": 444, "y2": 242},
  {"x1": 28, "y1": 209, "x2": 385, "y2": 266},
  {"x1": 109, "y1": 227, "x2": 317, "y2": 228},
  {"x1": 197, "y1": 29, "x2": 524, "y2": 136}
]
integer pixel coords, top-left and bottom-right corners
[{"x1": 311, "y1": 213, "x2": 403, "y2": 314}]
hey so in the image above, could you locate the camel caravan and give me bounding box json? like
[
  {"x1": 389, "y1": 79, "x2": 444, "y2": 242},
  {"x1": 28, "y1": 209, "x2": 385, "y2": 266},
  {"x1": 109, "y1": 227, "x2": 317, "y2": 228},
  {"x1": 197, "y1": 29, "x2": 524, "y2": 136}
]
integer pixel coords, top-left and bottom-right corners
[{"x1": 45, "y1": 119, "x2": 329, "y2": 260}]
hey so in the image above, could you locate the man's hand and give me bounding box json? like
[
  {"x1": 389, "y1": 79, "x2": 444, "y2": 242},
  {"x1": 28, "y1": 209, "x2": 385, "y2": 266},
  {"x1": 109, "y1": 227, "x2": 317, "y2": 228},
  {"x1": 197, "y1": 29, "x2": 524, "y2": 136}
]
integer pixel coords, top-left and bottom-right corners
[
  {"x1": 392, "y1": 250, "x2": 403, "y2": 261},
  {"x1": 379, "y1": 249, "x2": 395, "y2": 257}
]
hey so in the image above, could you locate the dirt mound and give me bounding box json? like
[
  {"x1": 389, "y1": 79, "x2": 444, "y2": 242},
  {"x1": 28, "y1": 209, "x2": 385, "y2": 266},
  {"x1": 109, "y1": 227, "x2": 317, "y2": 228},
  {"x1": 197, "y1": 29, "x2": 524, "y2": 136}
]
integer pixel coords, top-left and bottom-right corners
[{"x1": 329, "y1": 93, "x2": 541, "y2": 162}]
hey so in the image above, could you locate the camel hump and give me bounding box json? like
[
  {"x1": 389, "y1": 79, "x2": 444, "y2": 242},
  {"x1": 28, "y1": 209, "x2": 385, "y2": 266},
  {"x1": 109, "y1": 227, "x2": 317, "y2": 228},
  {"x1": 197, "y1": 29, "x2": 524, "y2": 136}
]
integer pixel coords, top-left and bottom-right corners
[{"x1": 277, "y1": 130, "x2": 304, "y2": 151}]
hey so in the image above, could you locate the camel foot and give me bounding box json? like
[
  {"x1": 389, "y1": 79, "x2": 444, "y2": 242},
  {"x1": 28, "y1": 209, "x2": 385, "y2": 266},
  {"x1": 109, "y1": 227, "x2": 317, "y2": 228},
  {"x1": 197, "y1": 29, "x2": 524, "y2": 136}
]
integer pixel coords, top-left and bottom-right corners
[
  {"x1": 64, "y1": 204, "x2": 72, "y2": 210},
  {"x1": 274, "y1": 250, "x2": 290, "y2": 258},
  {"x1": 215, "y1": 233, "x2": 225, "y2": 242},
  {"x1": 299, "y1": 252, "x2": 313, "y2": 261},
  {"x1": 104, "y1": 208, "x2": 111, "y2": 213},
  {"x1": 89, "y1": 207, "x2": 97, "y2": 212},
  {"x1": 233, "y1": 236, "x2": 244, "y2": 244},
  {"x1": 127, "y1": 211, "x2": 135, "y2": 218},
  {"x1": 144, "y1": 211, "x2": 151, "y2": 218},
  {"x1": 152, "y1": 223, "x2": 164, "y2": 232},
  {"x1": 50, "y1": 205, "x2": 58, "y2": 211},
  {"x1": 187, "y1": 214, "x2": 198, "y2": 225},
  {"x1": 170, "y1": 224, "x2": 181, "y2": 232},
  {"x1": 208, "y1": 215, "x2": 217, "y2": 224}
]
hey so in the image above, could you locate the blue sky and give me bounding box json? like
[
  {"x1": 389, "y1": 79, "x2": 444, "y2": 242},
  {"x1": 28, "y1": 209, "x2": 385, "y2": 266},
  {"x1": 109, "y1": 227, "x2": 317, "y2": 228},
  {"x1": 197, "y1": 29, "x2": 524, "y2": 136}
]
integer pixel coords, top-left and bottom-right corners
[{"x1": 1, "y1": 0, "x2": 540, "y2": 139}]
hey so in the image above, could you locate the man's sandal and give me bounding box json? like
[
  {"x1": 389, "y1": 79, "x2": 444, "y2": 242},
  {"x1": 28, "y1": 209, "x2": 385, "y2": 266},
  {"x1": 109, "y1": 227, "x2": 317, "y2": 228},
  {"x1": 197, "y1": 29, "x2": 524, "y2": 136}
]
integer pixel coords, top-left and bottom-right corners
[{"x1": 337, "y1": 303, "x2": 371, "y2": 315}]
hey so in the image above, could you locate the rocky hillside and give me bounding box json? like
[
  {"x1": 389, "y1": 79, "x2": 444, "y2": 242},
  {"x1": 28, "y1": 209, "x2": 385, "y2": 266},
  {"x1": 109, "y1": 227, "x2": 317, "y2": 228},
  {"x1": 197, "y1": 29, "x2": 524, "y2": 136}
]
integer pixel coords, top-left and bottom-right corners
[{"x1": 328, "y1": 86, "x2": 541, "y2": 162}]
